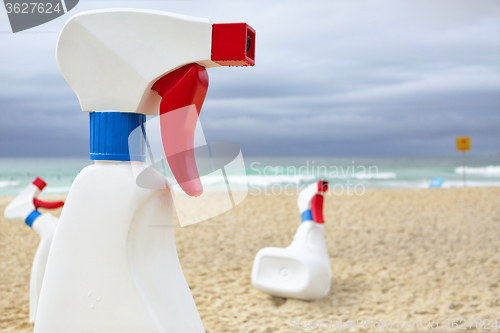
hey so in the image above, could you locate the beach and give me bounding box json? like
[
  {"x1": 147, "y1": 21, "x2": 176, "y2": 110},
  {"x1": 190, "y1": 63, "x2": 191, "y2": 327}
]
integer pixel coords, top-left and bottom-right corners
[{"x1": 1, "y1": 187, "x2": 499, "y2": 332}]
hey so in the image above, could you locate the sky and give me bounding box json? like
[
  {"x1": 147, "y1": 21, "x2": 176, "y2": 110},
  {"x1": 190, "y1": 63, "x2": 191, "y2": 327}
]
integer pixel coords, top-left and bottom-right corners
[{"x1": 0, "y1": 0, "x2": 499, "y2": 157}]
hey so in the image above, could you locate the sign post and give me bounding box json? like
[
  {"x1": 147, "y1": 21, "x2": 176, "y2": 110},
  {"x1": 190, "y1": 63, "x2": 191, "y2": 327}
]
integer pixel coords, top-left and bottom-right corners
[{"x1": 456, "y1": 137, "x2": 470, "y2": 187}]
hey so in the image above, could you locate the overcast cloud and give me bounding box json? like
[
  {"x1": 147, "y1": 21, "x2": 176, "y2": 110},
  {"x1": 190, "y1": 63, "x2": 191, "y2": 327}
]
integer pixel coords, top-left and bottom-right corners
[{"x1": 0, "y1": 0, "x2": 499, "y2": 157}]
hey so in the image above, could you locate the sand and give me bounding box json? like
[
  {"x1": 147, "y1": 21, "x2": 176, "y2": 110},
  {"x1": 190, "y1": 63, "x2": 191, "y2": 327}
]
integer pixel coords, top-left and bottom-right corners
[{"x1": 1, "y1": 187, "x2": 499, "y2": 332}]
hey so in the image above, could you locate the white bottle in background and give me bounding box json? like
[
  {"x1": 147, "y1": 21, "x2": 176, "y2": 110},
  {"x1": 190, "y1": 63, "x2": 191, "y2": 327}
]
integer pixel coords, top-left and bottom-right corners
[
  {"x1": 34, "y1": 9, "x2": 255, "y2": 333},
  {"x1": 251, "y1": 180, "x2": 332, "y2": 301},
  {"x1": 4, "y1": 177, "x2": 63, "y2": 322}
]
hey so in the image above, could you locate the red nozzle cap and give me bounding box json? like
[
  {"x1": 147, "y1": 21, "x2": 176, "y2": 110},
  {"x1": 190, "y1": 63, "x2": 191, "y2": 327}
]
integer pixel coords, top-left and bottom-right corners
[
  {"x1": 318, "y1": 180, "x2": 328, "y2": 193},
  {"x1": 212, "y1": 23, "x2": 255, "y2": 67},
  {"x1": 152, "y1": 64, "x2": 209, "y2": 197},
  {"x1": 32, "y1": 177, "x2": 46, "y2": 191}
]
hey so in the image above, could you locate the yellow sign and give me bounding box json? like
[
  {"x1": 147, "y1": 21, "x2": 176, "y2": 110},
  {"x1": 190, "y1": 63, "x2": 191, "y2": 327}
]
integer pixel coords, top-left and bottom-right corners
[{"x1": 456, "y1": 137, "x2": 470, "y2": 151}]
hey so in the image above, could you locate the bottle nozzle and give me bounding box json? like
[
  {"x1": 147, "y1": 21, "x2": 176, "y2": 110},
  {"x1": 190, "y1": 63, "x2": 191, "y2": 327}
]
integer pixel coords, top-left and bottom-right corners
[
  {"x1": 212, "y1": 23, "x2": 256, "y2": 67},
  {"x1": 152, "y1": 64, "x2": 208, "y2": 197}
]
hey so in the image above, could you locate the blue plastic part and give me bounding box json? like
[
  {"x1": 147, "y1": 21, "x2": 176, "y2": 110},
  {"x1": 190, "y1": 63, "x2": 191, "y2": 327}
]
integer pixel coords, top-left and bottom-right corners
[
  {"x1": 25, "y1": 210, "x2": 41, "y2": 227},
  {"x1": 301, "y1": 209, "x2": 313, "y2": 222},
  {"x1": 89, "y1": 112, "x2": 146, "y2": 162},
  {"x1": 429, "y1": 177, "x2": 444, "y2": 188}
]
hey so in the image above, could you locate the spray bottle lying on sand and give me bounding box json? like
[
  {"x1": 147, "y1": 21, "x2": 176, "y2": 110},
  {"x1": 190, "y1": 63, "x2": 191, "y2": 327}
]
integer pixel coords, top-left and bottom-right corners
[
  {"x1": 251, "y1": 180, "x2": 331, "y2": 301},
  {"x1": 34, "y1": 9, "x2": 255, "y2": 333},
  {"x1": 3, "y1": 178, "x2": 64, "y2": 322}
]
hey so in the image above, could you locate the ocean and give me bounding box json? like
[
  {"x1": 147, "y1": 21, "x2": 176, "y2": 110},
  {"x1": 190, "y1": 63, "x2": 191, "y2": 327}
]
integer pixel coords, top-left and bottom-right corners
[{"x1": 1, "y1": 155, "x2": 500, "y2": 196}]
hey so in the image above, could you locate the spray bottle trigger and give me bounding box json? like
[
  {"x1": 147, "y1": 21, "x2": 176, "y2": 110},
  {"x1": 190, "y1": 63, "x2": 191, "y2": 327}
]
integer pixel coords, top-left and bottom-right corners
[
  {"x1": 311, "y1": 194, "x2": 324, "y2": 223},
  {"x1": 33, "y1": 198, "x2": 64, "y2": 210},
  {"x1": 152, "y1": 64, "x2": 209, "y2": 197}
]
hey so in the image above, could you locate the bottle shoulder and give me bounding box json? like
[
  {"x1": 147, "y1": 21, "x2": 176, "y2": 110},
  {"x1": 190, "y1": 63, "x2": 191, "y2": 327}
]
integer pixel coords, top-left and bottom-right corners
[{"x1": 74, "y1": 162, "x2": 172, "y2": 196}]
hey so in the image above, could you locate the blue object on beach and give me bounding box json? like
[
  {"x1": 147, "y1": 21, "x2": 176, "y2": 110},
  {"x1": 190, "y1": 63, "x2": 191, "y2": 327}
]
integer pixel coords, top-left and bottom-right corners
[
  {"x1": 429, "y1": 177, "x2": 444, "y2": 188},
  {"x1": 25, "y1": 210, "x2": 41, "y2": 227},
  {"x1": 301, "y1": 209, "x2": 313, "y2": 222}
]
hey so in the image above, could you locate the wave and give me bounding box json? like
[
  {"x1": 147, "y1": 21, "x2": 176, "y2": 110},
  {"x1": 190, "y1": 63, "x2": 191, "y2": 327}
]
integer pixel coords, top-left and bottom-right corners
[
  {"x1": 0, "y1": 180, "x2": 20, "y2": 188},
  {"x1": 441, "y1": 180, "x2": 500, "y2": 188},
  {"x1": 246, "y1": 174, "x2": 317, "y2": 187},
  {"x1": 353, "y1": 172, "x2": 397, "y2": 179},
  {"x1": 455, "y1": 166, "x2": 500, "y2": 177},
  {"x1": 199, "y1": 172, "x2": 398, "y2": 189},
  {"x1": 44, "y1": 186, "x2": 72, "y2": 194},
  {"x1": 365, "y1": 180, "x2": 500, "y2": 189},
  {"x1": 192, "y1": 174, "x2": 318, "y2": 188}
]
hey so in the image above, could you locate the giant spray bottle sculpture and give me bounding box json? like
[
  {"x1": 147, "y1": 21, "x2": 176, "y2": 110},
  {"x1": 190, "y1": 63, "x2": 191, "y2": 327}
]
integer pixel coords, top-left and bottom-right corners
[
  {"x1": 3, "y1": 178, "x2": 64, "y2": 323},
  {"x1": 251, "y1": 180, "x2": 332, "y2": 301},
  {"x1": 34, "y1": 9, "x2": 255, "y2": 332}
]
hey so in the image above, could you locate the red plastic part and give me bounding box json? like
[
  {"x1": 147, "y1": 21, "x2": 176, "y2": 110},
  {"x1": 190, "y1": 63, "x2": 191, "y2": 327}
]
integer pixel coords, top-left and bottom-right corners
[
  {"x1": 152, "y1": 64, "x2": 208, "y2": 116},
  {"x1": 212, "y1": 23, "x2": 255, "y2": 67},
  {"x1": 33, "y1": 198, "x2": 64, "y2": 210},
  {"x1": 311, "y1": 194, "x2": 324, "y2": 223},
  {"x1": 152, "y1": 64, "x2": 209, "y2": 197},
  {"x1": 32, "y1": 177, "x2": 47, "y2": 191},
  {"x1": 317, "y1": 180, "x2": 328, "y2": 193}
]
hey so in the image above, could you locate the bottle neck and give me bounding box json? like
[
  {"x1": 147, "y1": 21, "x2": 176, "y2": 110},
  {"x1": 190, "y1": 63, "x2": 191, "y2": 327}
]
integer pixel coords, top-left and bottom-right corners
[
  {"x1": 89, "y1": 112, "x2": 146, "y2": 162},
  {"x1": 301, "y1": 209, "x2": 313, "y2": 222}
]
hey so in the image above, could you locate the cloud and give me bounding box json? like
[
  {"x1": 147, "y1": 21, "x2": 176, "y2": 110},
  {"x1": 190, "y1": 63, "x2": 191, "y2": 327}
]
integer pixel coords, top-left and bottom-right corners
[{"x1": 0, "y1": 0, "x2": 498, "y2": 157}]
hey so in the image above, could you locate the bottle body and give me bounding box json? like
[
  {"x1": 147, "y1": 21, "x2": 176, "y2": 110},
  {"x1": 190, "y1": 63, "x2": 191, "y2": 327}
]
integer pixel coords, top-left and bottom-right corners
[
  {"x1": 29, "y1": 213, "x2": 58, "y2": 323},
  {"x1": 251, "y1": 221, "x2": 332, "y2": 301},
  {"x1": 34, "y1": 161, "x2": 204, "y2": 333},
  {"x1": 251, "y1": 180, "x2": 331, "y2": 301}
]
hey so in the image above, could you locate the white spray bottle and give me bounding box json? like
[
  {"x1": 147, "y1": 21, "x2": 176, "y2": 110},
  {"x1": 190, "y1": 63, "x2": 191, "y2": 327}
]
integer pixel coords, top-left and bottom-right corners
[
  {"x1": 251, "y1": 180, "x2": 331, "y2": 301},
  {"x1": 34, "y1": 9, "x2": 255, "y2": 332},
  {"x1": 3, "y1": 177, "x2": 64, "y2": 322}
]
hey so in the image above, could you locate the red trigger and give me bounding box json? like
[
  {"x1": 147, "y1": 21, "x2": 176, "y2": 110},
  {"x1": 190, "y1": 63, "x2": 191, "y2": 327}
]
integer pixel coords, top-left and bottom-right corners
[
  {"x1": 33, "y1": 198, "x2": 65, "y2": 210},
  {"x1": 152, "y1": 64, "x2": 209, "y2": 197},
  {"x1": 311, "y1": 194, "x2": 324, "y2": 223},
  {"x1": 312, "y1": 180, "x2": 328, "y2": 223}
]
